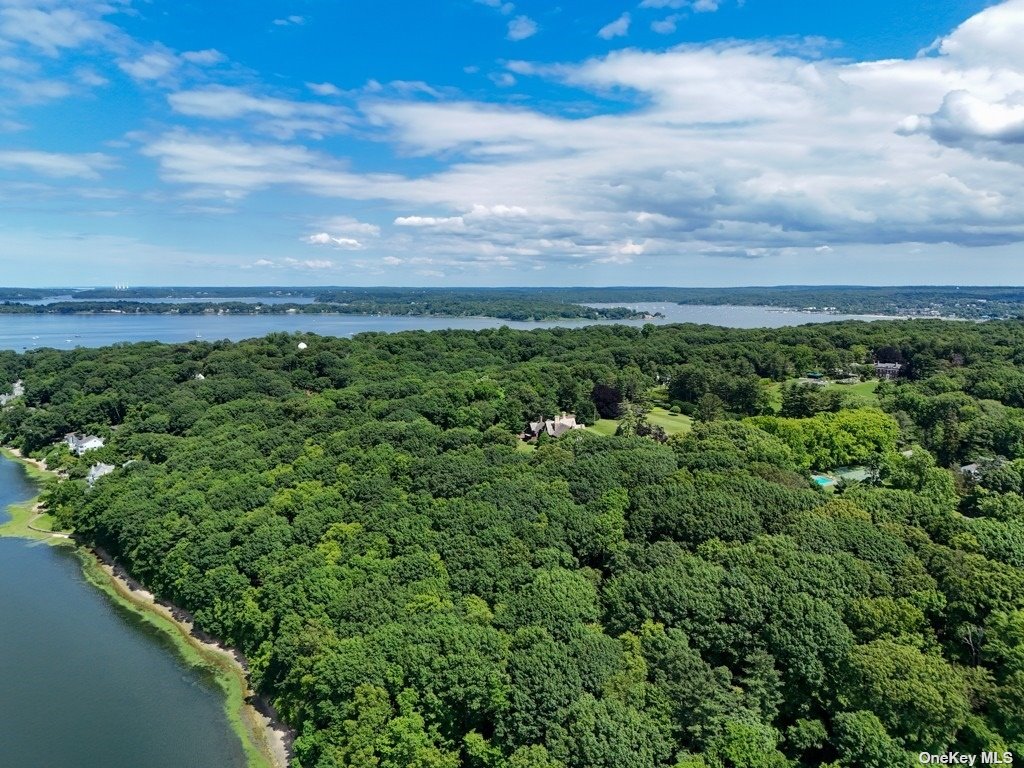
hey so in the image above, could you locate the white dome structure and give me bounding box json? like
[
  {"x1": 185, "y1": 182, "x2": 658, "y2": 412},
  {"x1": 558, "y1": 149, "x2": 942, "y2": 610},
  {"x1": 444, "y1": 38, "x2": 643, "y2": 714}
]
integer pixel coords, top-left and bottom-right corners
[{"x1": 297, "y1": 342, "x2": 308, "y2": 350}]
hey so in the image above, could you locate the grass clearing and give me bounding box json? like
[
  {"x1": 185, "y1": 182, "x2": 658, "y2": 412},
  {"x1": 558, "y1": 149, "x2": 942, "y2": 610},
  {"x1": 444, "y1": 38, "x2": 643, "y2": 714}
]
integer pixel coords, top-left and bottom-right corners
[
  {"x1": 838, "y1": 379, "x2": 880, "y2": 405},
  {"x1": 0, "y1": 500, "x2": 60, "y2": 542},
  {"x1": 588, "y1": 419, "x2": 621, "y2": 436},
  {"x1": 586, "y1": 409, "x2": 691, "y2": 438},
  {"x1": 767, "y1": 378, "x2": 881, "y2": 413},
  {"x1": 0, "y1": 448, "x2": 63, "y2": 543},
  {"x1": 647, "y1": 407, "x2": 693, "y2": 436}
]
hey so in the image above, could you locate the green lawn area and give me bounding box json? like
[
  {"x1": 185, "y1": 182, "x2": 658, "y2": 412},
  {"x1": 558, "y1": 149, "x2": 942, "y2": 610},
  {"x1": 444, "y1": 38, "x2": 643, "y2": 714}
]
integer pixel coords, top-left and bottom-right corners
[
  {"x1": 647, "y1": 407, "x2": 692, "y2": 436},
  {"x1": 586, "y1": 408, "x2": 691, "y2": 438},
  {"x1": 839, "y1": 379, "x2": 880, "y2": 405},
  {"x1": 767, "y1": 378, "x2": 880, "y2": 413},
  {"x1": 589, "y1": 419, "x2": 621, "y2": 436}
]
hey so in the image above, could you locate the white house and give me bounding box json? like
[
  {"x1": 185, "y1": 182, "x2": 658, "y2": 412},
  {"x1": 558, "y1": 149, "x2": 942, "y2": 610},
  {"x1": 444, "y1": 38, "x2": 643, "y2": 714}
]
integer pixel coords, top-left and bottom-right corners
[
  {"x1": 0, "y1": 380, "x2": 23, "y2": 406},
  {"x1": 86, "y1": 463, "x2": 115, "y2": 486},
  {"x1": 65, "y1": 433, "x2": 105, "y2": 456}
]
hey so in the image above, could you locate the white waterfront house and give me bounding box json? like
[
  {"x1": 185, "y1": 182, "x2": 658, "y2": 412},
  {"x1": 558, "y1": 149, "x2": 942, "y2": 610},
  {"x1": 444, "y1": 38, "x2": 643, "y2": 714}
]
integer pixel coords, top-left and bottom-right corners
[{"x1": 65, "y1": 433, "x2": 105, "y2": 456}]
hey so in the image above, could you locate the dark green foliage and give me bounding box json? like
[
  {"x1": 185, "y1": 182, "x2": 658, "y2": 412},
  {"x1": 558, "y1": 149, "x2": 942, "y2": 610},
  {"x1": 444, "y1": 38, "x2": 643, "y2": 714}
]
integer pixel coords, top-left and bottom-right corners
[{"x1": 6, "y1": 317, "x2": 1024, "y2": 767}]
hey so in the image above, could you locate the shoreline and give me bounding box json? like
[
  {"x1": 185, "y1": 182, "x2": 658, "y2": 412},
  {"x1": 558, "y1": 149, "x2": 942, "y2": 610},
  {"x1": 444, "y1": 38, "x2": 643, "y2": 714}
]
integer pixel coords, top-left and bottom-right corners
[{"x1": 0, "y1": 447, "x2": 292, "y2": 768}]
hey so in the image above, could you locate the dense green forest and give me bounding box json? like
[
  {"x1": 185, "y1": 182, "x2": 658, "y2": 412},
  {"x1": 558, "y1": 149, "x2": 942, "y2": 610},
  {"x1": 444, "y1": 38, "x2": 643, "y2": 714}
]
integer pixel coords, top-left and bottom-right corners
[
  {"x1": 7, "y1": 284, "x2": 1024, "y2": 319},
  {"x1": 3, "y1": 319, "x2": 1024, "y2": 767}
]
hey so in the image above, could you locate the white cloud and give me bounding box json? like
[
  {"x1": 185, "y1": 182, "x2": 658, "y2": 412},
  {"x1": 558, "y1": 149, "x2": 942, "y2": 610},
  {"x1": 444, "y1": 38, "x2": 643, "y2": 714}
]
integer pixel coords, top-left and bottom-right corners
[
  {"x1": 316, "y1": 216, "x2": 381, "y2": 237},
  {"x1": 9, "y1": 77, "x2": 70, "y2": 103},
  {"x1": 0, "y1": 150, "x2": 113, "y2": 178},
  {"x1": 136, "y1": 2, "x2": 1024, "y2": 275},
  {"x1": 302, "y1": 232, "x2": 363, "y2": 249},
  {"x1": 272, "y1": 15, "x2": 306, "y2": 26},
  {"x1": 474, "y1": 0, "x2": 515, "y2": 14},
  {"x1": 394, "y1": 215, "x2": 467, "y2": 229},
  {"x1": 911, "y1": 90, "x2": 1024, "y2": 144},
  {"x1": 598, "y1": 13, "x2": 631, "y2": 40},
  {"x1": 118, "y1": 48, "x2": 180, "y2": 81},
  {"x1": 651, "y1": 15, "x2": 682, "y2": 34},
  {"x1": 641, "y1": 0, "x2": 722, "y2": 10},
  {"x1": 507, "y1": 15, "x2": 537, "y2": 41},
  {"x1": 0, "y1": 5, "x2": 114, "y2": 56},
  {"x1": 288, "y1": 258, "x2": 334, "y2": 269},
  {"x1": 167, "y1": 86, "x2": 351, "y2": 139},
  {"x1": 936, "y1": 0, "x2": 1024, "y2": 69},
  {"x1": 306, "y1": 81, "x2": 341, "y2": 96},
  {"x1": 490, "y1": 71, "x2": 516, "y2": 87},
  {"x1": 75, "y1": 66, "x2": 108, "y2": 86},
  {"x1": 181, "y1": 48, "x2": 225, "y2": 65}
]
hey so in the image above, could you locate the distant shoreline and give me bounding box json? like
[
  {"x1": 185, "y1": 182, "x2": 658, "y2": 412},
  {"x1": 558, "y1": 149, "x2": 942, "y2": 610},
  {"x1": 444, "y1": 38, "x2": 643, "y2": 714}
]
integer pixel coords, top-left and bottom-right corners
[{"x1": 0, "y1": 448, "x2": 292, "y2": 768}]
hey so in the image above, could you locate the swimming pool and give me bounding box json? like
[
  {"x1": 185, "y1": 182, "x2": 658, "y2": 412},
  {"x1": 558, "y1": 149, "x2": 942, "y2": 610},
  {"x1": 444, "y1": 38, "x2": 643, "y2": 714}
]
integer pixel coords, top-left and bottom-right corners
[{"x1": 812, "y1": 475, "x2": 834, "y2": 487}]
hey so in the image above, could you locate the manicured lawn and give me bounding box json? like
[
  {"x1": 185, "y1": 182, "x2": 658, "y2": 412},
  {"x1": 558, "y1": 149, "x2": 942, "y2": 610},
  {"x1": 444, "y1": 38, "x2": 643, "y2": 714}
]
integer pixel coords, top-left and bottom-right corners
[
  {"x1": 589, "y1": 419, "x2": 621, "y2": 436},
  {"x1": 768, "y1": 378, "x2": 880, "y2": 413},
  {"x1": 839, "y1": 379, "x2": 880, "y2": 405},
  {"x1": 586, "y1": 409, "x2": 691, "y2": 438},
  {"x1": 647, "y1": 407, "x2": 692, "y2": 436}
]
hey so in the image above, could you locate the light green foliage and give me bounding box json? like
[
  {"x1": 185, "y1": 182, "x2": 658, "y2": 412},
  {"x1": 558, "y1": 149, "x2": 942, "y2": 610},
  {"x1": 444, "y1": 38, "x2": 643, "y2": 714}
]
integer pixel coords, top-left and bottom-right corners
[{"x1": 751, "y1": 409, "x2": 899, "y2": 470}]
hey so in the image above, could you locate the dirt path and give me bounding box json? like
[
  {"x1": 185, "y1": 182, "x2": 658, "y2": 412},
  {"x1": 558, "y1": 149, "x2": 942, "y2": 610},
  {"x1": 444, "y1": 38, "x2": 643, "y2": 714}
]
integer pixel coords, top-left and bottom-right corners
[{"x1": 25, "y1": 505, "x2": 70, "y2": 538}]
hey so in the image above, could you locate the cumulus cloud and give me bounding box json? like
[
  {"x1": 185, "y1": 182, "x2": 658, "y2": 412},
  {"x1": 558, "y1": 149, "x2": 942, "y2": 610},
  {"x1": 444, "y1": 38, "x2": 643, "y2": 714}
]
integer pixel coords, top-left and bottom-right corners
[
  {"x1": 507, "y1": 15, "x2": 537, "y2": 41},
  {"x1": 302, "y1": 232, "x2": 363, "y2": 249},
  {"x1": 911, "y1": 90, "x2": 1024, "y2": 145},
  {"x1": 936, "y1": 0, "x2": 1024, "y2": 69},
  {"x1": 598, "y1": 13, "x2": 631, "y2": 40},
  {"x1": 395, "y1": 215, "x2": 467, "y2": 229},
  {"x1": 133, "y1": 1, "x2": 1024, "y2": 274},
  {"x1": 898, "y1": 2, "x2": 1024, "y2": 161},
  {"x1": 272, "y1": 15, "x2": 306, "y2": 26}
]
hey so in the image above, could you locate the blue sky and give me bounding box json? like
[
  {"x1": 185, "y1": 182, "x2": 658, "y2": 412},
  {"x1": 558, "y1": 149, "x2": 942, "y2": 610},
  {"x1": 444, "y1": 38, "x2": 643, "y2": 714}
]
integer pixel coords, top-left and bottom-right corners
[{"x1": 1, "y1": 0, "x2": 1022, "y2": 287}]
